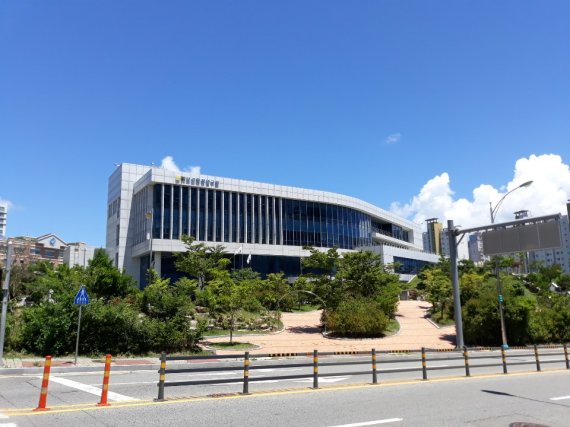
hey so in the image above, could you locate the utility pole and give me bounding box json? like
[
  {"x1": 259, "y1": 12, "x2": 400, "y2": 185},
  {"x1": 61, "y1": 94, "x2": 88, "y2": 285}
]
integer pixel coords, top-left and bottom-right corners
[{"x1": 0, "y1": 241, "x2": 14, "y2": 367}]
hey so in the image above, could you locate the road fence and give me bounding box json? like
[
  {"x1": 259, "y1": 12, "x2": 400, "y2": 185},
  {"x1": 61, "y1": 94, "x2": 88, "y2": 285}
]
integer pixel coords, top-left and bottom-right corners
[{"x1": 156, "y1": 344, "x2": 570, "y2": 401}]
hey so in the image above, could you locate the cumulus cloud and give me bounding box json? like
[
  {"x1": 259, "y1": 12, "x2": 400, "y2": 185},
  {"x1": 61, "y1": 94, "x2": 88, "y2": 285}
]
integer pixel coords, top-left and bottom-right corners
[
  {"x1": 0, "y1": 197, "x2": 13, "y2": 211},
  {"x1": 159, "y1": 156, "x2": 201, "y2": 176},
  {"x1": 391, "y1": 154, "x2": 570, "y2": 230},
  {"x1": 385, "y1": 133, "x2": 401, "y2": 144}
]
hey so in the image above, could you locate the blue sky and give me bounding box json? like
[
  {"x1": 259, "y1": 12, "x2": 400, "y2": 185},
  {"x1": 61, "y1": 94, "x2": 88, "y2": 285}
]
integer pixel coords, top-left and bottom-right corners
[{"x1": 1, "y1": 1, "x2": 569, "y2": 247}]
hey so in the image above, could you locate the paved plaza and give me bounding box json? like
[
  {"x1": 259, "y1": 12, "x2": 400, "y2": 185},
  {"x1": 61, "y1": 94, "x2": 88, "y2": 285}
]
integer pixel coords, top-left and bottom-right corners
[{"x1": 207, "y1": 300, "x2": 456, "y2": 354}]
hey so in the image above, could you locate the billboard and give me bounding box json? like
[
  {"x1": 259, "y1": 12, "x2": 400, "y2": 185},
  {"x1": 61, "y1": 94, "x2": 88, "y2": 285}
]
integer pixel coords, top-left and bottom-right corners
[{"x1": 482, "y1": 220, "x2": 561, "y2": 255}]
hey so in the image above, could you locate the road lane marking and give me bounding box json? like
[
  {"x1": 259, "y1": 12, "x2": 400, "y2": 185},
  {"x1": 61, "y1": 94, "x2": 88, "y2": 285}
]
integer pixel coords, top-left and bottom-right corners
[
  {"x1": 381, "y1": 364, "x2": 448, "y2": 371},
  {"x1": 45, "y1": 376, "x2": 138, "y2": 402},
  {"x1": 550, "y1": 395, "x2": 570, "y2": 401},
  {"x1": 328, "y1": 418, "x2": 403, "y2": 426},
  {"x1": 89, "y1": 381, "x2": 157, "y2": 386},
  {"x1": 5, "y1": 368, "x2": 568, "y2": 417},
  {"x1": 294, "y1": 376, "x2": 350, "y2": 384},
  {"x1": 0, "y1": 410, "x2": 17, "y2": 427}
]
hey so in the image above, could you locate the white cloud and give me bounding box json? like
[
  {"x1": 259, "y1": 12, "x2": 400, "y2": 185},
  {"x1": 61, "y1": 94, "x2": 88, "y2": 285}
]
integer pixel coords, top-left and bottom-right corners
[
  {"x1": 159, "y1": 156, "x2": 201, "y2": 176},
  {"x1": 160, "y1": 156, "x2": 181, "y2": 172},
  {"x1": 390, "y1": 154, "x2": 570, "y2": 256},
  {"x1": 0, "y1": 197, "x2": 13, "y2": 211},
  {"x1": 385, "y1": 133, "x2": 401, "y2": 144},
  {"x1": 187, "y1": 166, "x2": 201, "y2": 176}
]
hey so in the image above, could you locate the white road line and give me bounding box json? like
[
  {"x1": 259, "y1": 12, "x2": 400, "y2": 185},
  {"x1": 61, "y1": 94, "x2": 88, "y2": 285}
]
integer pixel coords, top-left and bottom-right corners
[
  {"x1": 44, "y1": 376, "x2": 138, "y2": 402},
  {"x1": 328, "y1": 418, "x2": 403, "y2": 427},
  {"x1": 0, "y1": 410, "x2": 17, "y2": 427},
  {"x1": 88, "y1": 381, "x2": 157, "y2": 386},
  {"x1": 294, "y1": 376, "x2": 350, "y2": 384},
  {"x1": 550, "y1": 395, "x2": 570, "y2": 401},
  {"x1": 381, "y1": 364, "x2": 448, "y2": 371}
]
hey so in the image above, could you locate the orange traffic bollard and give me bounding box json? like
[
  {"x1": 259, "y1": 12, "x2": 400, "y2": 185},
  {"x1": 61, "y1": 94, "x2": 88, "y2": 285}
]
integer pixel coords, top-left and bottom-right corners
[
  {"x1": 34, "y1": 355, "x2": 52, "y2": 411},
  {"x1": 98, "y1": 354, "x2": 112, "y2": 406}
]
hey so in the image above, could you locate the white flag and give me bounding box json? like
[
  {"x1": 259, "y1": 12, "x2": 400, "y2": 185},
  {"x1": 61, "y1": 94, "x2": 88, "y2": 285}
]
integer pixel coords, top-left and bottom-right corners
[
  {"x1": 234, "y1": 245, "x2": 243, "y2": 255},
  {"x1": 246, "y1": 252, "x2": 252, "y2": 264}
]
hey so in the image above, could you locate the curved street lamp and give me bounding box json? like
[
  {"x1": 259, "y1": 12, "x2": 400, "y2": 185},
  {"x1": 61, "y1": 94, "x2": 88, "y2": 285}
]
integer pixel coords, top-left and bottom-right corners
[{"x1": 489, "y1": 180, "x2": 533, "y2": 224}]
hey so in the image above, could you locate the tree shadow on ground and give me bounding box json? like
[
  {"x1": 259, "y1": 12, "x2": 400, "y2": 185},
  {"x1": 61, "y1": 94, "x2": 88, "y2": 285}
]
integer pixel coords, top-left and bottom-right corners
[
  {"x1": 439, "y1": 333, "x2": 457, "y2": 345},
  {"x1": 287, "y1": 325, "x2": 322, "y2": 334}
]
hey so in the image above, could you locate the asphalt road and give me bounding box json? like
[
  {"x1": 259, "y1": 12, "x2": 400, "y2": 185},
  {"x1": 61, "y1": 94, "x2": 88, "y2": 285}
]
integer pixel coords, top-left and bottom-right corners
[
  {"x1": 2, "y1": 367, "x2": 570, "y2": 426},
  {"x1": 1, "y1": 349, "x2": 568, "y2": 405}
]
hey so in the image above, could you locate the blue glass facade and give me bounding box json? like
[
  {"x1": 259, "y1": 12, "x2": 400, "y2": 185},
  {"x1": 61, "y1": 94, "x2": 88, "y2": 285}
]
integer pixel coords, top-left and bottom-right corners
[
  {"x1": 393, "y1": 256, "x2": 432, "y2": 275},
  {"x1": 142, "y1": 184, "x2": 393, "y2": 250}
]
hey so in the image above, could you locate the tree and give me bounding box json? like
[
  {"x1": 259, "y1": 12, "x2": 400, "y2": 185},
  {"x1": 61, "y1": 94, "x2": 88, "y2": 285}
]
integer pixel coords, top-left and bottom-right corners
[
  {"x1": 175, "y1": 235, "x2": 229, "y2": 289},
  {"x1": 86, "y1": 249, "x2": 137, "y2": 301},
  {"x1": 423, "y1": 269, "x2": 452, "y2": 321},
  {"x1": 208, "y1": 269, "x2": 255, "y2": 344},
  {"x1": 302, "y1": 247, "x2": 341, "y2": 309}
]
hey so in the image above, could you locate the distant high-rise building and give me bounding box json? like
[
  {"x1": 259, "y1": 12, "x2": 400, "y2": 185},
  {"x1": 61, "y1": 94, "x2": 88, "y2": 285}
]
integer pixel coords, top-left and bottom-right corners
[
  {"x1": 424, "y1": 218, "x2": 443, "y2": 255},
  {"x1": 468, "y1": 232, "x2": 487, "y2": 264},
  {"x1": 440, "y1": 228, "x2": 451, "y2": 258},
  {"x1": 0, "y1": 202, "x2": 7, "y2": 239}
]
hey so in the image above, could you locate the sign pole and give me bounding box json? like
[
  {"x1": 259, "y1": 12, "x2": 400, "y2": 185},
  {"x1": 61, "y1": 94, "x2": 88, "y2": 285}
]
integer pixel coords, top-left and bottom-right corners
[
  {"x1": 0, "y1": 242, "x2": 14, "y2": 367},
  {"x1": 73, "y1": 285, "x2": 89, "y2": 365},
  {"x1": 74, "y1": 304, "x2": 82, "y2": 365}
]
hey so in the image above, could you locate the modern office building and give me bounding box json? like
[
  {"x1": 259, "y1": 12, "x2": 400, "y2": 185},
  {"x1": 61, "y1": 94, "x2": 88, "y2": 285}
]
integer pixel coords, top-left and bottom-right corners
[
  {"x1": 0, "y1": 202, "x2": 7, "y2": 239},
  {"x1": 107, "y1": 163, "x2": 439, "y2": 287}
]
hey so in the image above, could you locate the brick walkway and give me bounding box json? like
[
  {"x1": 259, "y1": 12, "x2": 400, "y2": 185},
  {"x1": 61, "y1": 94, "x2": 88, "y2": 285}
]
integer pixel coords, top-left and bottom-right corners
[{"x1": 207, "y1": 300, "x2": 456, "y2": 354}]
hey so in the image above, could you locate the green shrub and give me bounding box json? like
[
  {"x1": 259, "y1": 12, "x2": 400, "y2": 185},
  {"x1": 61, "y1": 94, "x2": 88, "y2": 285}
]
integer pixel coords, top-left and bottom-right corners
[
  {"x1": 325, "y1": 298, "x2": 389, "y2": 337},
  {"x1": 20, "y1": 300, "x2": 76, "y2": 356},
  {"x1": 79, "y1": 300, "x2": 147, "y2": 355}
]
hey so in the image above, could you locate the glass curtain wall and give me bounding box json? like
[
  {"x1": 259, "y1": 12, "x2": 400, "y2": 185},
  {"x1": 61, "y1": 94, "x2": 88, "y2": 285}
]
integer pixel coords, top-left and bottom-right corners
[{"x1": 149, "y1": 184, "x2": 375, "y2": 249}]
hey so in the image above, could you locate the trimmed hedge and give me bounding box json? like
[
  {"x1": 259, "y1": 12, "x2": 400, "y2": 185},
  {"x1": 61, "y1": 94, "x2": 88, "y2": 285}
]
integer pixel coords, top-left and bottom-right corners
[{"x1": 325, "y1": 297, "x2": 389, "y2": 337}]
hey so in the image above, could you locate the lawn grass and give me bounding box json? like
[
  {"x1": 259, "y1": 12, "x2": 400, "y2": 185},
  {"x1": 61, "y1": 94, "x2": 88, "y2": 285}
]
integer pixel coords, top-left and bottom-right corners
[
  {"x1": 203, "y1": 328, "x2": 274, "y2": 337},
  {"x1": 428, "y1": 311, "x2": 455, "y2": 327},
  {"x1": 208, "y1": 342, "x2": 257, "y2": 350},
  {"x1": 291, "y1": 304, "x2": 321, "y2": 312},
  {"x1": 384, "y1": 318, "x2": 400, "y2": 335}
]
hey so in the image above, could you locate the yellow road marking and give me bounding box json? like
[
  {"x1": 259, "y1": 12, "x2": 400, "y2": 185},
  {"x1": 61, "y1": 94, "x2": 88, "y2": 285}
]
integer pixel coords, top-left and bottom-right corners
[{"x1": 3, "y1": 368, "x2": 569, "y2": 417}]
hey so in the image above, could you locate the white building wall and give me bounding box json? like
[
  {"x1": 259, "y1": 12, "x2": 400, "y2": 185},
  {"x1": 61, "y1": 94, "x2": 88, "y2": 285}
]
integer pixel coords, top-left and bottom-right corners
[{"x1": 64, "y1": 243, "x2": 97, "y2": 268}]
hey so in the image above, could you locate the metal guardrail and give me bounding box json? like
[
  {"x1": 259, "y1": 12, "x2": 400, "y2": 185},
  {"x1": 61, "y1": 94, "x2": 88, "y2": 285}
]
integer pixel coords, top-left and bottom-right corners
[{"x1": 155, "y1": 344, "x2": 570, "y2": 401}]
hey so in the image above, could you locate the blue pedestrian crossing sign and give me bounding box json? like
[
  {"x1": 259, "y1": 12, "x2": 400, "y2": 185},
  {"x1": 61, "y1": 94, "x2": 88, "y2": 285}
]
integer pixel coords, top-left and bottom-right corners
[{"x1": 74, "y1": 286, "x2": 90, "y2": 305}]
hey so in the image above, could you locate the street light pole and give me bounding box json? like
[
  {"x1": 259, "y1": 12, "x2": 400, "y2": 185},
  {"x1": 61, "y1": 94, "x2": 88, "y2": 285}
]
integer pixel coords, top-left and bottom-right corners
[
  {"x1": 489, "y1": 180, "x2": 533, "y2": 223},
  {"x1": 447, "y1": 220, "x2": 464, "y2": 349},
  {"x1": 0, "y1": 241, "x2": 14, "y2": 367}
]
